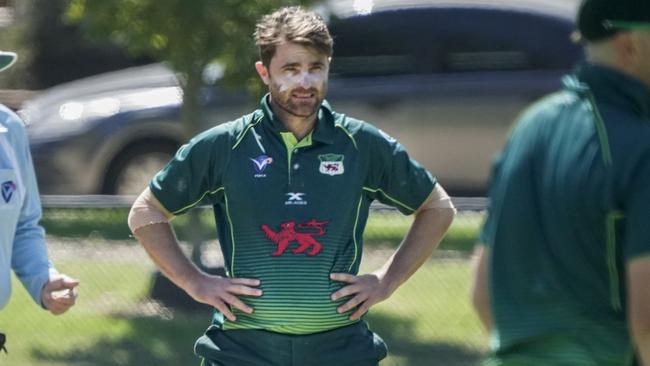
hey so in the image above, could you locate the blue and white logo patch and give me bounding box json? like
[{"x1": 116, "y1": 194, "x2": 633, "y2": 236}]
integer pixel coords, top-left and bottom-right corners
[
  {"x1": 1, "y1": 180, "x2": 16, "y2": 203},
  {"x1": 251, "y1": 155, "x2": 273, "y2": 178}
]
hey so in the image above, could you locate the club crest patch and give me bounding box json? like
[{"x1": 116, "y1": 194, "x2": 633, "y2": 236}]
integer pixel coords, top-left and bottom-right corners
[
  {"x1": 1, "y1": 181, "x2": 16, "y2": 203},
  {"x1": 251, "y1": 155, "x2": 273, "y2": 178},
  {"x1": 318, "y1": 154, "x2": 344, "y2": 176}
]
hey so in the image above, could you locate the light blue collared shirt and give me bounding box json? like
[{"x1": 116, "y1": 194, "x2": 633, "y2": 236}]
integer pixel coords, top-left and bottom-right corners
[{"x1": 0, "y1": 104, "x2": 50, "y2": 310}]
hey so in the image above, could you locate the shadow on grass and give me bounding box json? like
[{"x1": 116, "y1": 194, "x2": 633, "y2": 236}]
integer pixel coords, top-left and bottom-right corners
[
  {"x1": 437, "y1": 233, "x2": 478, "y2": 252},
  {"x1": 30, "y1": 311, "x2": 483, "y2": 366},
  {"x1": 367, "y1": 312, "x2": 484, "y2": 366},
  {"x1": 30, "y1": 311, "x2": 211, "y2": 366}
]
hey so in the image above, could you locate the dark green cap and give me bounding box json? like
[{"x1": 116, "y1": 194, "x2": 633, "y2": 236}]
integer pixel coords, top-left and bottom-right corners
[
  {"x1": 578, "y1": 0, "x2": 650, "y2": 41},
  {"x1": 0, "y1": 51, "x2": 16, "y2": 72}
]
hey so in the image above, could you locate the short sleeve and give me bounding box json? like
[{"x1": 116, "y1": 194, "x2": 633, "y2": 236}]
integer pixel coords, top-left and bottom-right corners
[
  {"x1": 365, "y1": 126, "x2": 435, "y2": 215},
  {"x1": 623, "y1": 155, "x2": 650, "y2": 260},
  {"x1": 150, "y1": 128, "x2": 230, "y2": 215},
  {"x1": 478, "y1": 151, "x2": 506, "y2": 247}
]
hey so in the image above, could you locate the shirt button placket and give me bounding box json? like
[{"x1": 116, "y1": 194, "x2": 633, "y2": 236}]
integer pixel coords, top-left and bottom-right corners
[
  {"x1": 288, "y1": 148, "x2": 298, "y2": 187},
  {"x1": 293, "y1": 149, "x2": 300, "y2": 171},
  {"x1": 292, "y1": 148, "x2": 304, "y2": 188}
]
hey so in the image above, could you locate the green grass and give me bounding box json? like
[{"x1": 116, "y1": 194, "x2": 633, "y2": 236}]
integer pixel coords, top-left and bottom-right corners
[
  {"x1": 364, "y1": 259, "x2": 487, "y2": 366},
  {"x1": 40, "y1": 208, "x2": 217, "y2": 241},
  {"x1": 0, "y1": 247, "x2": 487, "y2": 366},
  {"x1": 1, "y1": 259, "x2": 210, "y2": 366},
  {"x1": 19, "y1": 209, "x2": 486, "y2": 365},
  {"x1": 364, "y1": 211, "x2": 483, "y2": 251}
]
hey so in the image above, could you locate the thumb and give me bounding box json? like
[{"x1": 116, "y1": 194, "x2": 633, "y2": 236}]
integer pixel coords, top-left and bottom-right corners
[{"x1": 47, "y1": 276, "x2": 80, "y2": 291}]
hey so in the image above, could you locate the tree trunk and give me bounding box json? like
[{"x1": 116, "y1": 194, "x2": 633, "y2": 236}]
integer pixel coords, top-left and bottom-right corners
[
  {"x1": 180, "y1": 65, "x2": 203, "y2": 137},
  {"x1": 180, "y1": 65, "x2": 205, "y2": 265}
]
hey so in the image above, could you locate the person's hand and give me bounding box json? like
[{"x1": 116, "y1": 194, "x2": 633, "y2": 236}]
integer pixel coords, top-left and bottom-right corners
[
  {"x1": 330, "y1": 272, "x2": 392, "y2": 321},
  {"x1": 187, "y1": 274, "x2": 262, "y2": 321},
  {"x1": 41, "y1": 273, "x2": 79, "y2": 315}
]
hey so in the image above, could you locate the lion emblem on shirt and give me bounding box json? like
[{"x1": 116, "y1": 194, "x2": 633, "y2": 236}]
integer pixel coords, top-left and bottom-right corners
[{"x1": 261, "y1": 219, "x2": 329, "y2": 256}]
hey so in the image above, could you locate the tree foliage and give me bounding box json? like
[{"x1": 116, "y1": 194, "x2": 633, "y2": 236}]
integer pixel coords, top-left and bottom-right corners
[
  {"x1": 65, "y1": 0, "x2": 314, "y2": 135},
  {"x1": 65, "y1": 0, "x2": 315, "y2": 256}
]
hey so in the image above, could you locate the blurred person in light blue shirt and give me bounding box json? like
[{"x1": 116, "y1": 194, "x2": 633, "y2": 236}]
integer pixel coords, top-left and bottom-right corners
[{"x1": 0, "y1": 51, "x2": 78, "y2": 316}]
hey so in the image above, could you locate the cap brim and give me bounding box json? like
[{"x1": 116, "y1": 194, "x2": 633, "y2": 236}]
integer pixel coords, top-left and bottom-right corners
[
  {"x1": 0, "y1": 52, "x2": 17, "y2": 73},
  {"x1": 604, "y1": 20, "x2": 650, "y2": 31}
]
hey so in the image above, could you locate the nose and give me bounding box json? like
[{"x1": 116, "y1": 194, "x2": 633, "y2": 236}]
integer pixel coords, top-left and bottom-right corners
[{"x1": 298, "y1": 72, "x2": 312, "y2": 88}]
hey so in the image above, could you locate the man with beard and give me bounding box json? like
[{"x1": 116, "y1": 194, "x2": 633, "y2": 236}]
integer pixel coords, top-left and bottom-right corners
[{"x1": 128, "y1": 6, "x2": 455, "y2": 366}]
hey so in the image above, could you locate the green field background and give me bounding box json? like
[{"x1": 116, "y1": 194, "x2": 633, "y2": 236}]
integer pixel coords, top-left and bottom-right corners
[{"x1": 0, "y1": 209, "x2": 488, "y2": 366}]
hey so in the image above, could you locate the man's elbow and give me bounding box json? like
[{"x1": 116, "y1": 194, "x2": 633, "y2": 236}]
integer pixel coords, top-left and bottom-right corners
[
  {"x1": 416, "y1": 183, "x2": 456, "y2": 230},
  {"x1": 432, "y1": 208, "x2": 455, "y2": 236},
  {"x1": 442, "y1": 206, "x2": 456, "y2": 226},
  {"x1": 127, "y1": 187, "x2": 172, "y2": 236}
]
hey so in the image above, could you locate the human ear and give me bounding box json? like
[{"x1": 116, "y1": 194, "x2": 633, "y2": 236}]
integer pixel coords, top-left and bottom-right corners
[{"x1": 255, "y1": 61, "x2": 270, "y2": 85}]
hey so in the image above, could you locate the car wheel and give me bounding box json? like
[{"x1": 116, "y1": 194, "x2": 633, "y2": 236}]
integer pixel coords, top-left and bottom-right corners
[{"x1": 103, "y1": 141, "x2": 178, "y2": 195}]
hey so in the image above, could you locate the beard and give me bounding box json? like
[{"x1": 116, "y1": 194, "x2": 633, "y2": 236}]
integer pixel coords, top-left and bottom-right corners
[{"x1": 269, "y1": 83, "x2": 327, "y2": 118}]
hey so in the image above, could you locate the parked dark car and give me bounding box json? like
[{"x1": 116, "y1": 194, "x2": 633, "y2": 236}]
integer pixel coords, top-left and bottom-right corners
[{"x1": 21, "y1": 0, "x2": 584, "y2": 195}]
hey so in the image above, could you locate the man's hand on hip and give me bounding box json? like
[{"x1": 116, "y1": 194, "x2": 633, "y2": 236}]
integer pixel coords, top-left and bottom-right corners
[
  {"x1": 330, "y1": 272, "x2": 392, "y2": 321},
  {"x1": 187, "y1": 274, "x2": 262, "y2": 321}
]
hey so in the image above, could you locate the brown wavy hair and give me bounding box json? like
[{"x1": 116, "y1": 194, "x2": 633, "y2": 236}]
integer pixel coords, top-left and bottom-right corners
[{"x1": 254, "y1": 6, "x2": 333, "y2": 67}]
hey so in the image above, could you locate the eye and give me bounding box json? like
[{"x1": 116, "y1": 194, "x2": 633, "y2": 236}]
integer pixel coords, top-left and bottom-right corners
[{"x1": 283, "y1": 66, "x2": 299, "y2": 74}]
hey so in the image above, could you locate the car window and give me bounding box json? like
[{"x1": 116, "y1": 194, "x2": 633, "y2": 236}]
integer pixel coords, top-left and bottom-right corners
[
  {"x1": 436, "y1": 8, "x2": 580, "y2": 72},
  {"x1": 329, "y1": 7, "x2": 581, "y2": 77},
  {"x1": 329, "y1": 10, "x2": 430, "y2": 77}
]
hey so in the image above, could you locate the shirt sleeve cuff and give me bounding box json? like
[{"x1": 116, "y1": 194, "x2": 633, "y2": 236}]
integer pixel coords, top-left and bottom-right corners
[{"x1": 21, "y1": 266, "x2": 52, "y2": 309}]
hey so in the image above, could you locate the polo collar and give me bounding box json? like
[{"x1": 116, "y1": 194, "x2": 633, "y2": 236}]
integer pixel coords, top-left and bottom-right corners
[
  {"x1": 259, "y1": 94, "x2": 337, "y2": 144},
  {"x1": 564, "y1": 63, "x2": 650, "y2": 120}
]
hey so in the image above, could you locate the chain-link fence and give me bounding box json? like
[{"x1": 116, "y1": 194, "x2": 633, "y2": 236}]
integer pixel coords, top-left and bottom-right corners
[{"x1": 1, "y1": 196, "x2": 488, "y2": 366}]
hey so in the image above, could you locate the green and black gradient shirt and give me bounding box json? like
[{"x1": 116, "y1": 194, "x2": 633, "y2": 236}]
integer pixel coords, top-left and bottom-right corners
[{"x1": 151, "y1": 95, "x2": 435, "y2": 334}]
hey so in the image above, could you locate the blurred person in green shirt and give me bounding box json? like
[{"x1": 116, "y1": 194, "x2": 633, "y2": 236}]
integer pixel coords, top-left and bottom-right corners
[{"x1": 471, "y1": 0, "x2": 650, "y2": 365}]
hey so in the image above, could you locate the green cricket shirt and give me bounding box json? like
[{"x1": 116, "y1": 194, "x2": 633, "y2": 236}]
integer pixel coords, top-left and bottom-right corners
[
  {"x1": 480, "y1": 65, "x2": 650, "y2": 365},
  {"x1": 151, "y1": 95, "x2": 435, "y2": 335}
]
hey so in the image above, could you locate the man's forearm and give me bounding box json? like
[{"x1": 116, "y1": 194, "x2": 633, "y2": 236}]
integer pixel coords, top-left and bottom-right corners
[
  {"x1": 471, "y1": 245, "x2": 492, "y2": 332},
  {"x1": 128, "y1": 187, "x2": 200, "y2": 292},
  {"x1": 132, "y1": 221, "x2": 263, "y2": 320},
  {"x1": 379, "y1": 207, "x2": 455, "y2": 293},
  {"x1": 133, "y1": 223, "x2": 202, "y2": 293},
  {"x1": 628, "y1": 259, "x2": 650, "y2": 366}
]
